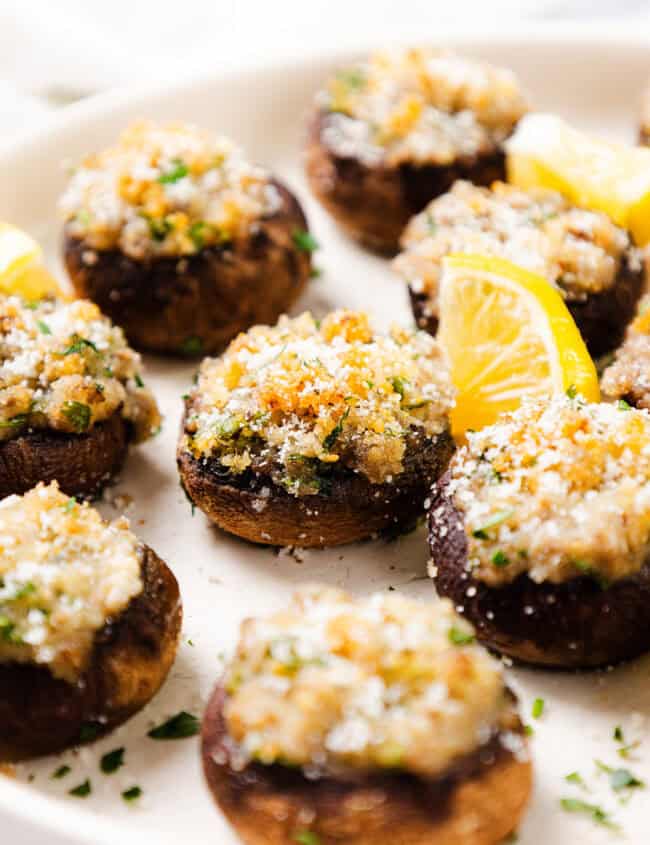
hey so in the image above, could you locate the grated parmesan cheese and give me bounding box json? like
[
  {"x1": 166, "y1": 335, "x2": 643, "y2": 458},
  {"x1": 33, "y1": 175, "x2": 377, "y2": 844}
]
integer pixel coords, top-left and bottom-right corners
[
  {"x1": 223, "y1": 585, "x2": 512, "y2": 778},
  {"x1": 60, "y1": 121, "x2": 280, "y2": 260},
  {"x1": 318, "y1": 48, "x2": 527, "y2": 167},
  {"x1": 444, "y1": 396, "x2": 650, "y2": 586},
  {"x1": 181, "y1": 310, "x2": 454, "y2": 494},
  {"x1": 0, "y1": 482, "x2": 143, "y2": 682}
]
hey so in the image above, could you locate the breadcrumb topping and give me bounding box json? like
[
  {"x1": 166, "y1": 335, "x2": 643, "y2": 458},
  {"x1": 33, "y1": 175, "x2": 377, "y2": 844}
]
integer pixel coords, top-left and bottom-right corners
[
  {"x1": 602, "y1": 297, "x2": 650, "y2": 409},
  {"x1": 0, "y1": 296, "x2": 160, "y2": 442},
  {"x1": 182, "y1": 311, "x2": 454, "y2": 494},
  {"x1": 223, "y1": 586, "x2": 513, "y2": 778},
  {"x1": 0, "y1": 482, "x2": 143, "y2": 682},
  {"x1": 443, "y1": 396, "x2": 650, "y2": 586},
  {"x1": 318, "y1": 48, "x2": 527, "y2": 167},
  {"x1": 60, "y1": 121, "x2": 281, "y2": 260},
  {"x1": 395, "y1": 180, "x2": 635, "y2": 324}
]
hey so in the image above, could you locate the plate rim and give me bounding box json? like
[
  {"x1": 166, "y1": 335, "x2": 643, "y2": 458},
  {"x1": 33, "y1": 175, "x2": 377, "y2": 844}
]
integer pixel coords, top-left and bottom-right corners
[{"x1": 1, "y1": 22, "x2": 650, "y2": 845}]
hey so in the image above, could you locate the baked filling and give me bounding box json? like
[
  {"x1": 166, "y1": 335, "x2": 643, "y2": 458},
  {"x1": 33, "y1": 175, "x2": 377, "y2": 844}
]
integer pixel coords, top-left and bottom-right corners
[
  {"x1": 395, "y1": 180, "x2": 637, "y2": 322},
  {"x1": 317, "y1": 48, "x2": 527, "y2": 167},
  {"x1": 60, "y1": 120, "x2": 281, "y2": 260},
  {"x1": 440, "y1": 395, "x2": 650, "y2": 586},
  {"x1": 222, "y1": 586, "x2": 516, "y2": 779},
  {"x1": 0, "y1": 482, "x2": 143, "y2": 682},
  {"x1": 0, "y1": 296, "x2": 159, "y2": 442},
  {"x1": 181, "y1": 310, "x2": 454, "y2": 494},
  {"x1": 602, "y1": 299, "x2": 650, "y2": 409}
]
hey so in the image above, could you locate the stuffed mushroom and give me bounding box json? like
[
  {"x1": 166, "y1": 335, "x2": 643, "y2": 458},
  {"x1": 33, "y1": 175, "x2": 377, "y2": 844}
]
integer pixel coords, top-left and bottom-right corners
[
  {"x1": 601, "y1": 296, "x2": 650, "y2": 408},
  {"x1": 61, "y1": 121, "x2": 313, "y2": 356},
  {"x1": 202, "y1": 585, "x2": 532, "y2": 845},
  {"x1": 0, "y1": 482, "x2": 181, "y2": 760},
  {"x1": 177, "y1": 310, "x2": 455, "y2": 547},
  {"x1": 428, "y1": 395, "x2": 650, "y2": 669},
  {"x1": 305, "y1": 48, "x2": 528, "y2": 253},
  {"x1": 394, "y1": 180, "x2": 645, "y2": 358},
  {"x1": 0, "y1": 295, "x2": 159, "y2": 499}
]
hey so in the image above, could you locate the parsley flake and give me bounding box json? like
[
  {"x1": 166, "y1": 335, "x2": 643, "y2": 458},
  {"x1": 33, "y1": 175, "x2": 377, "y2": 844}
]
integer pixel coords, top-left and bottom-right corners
[
  {"x1": 122, "y1": 786, "x2": 142, "y2": 802},
  {"x1": 566, "y1": 385, "x2": 578, "y2": 399},
  {"x1": 559, "y1": 798, "x2": 618, "y2": 829},
  {"x1": 531, "y1": 697, "x2": 545, "y2": 719},
  {"x1": 36, "y1": 320, "x2": 51, "y2": 335},
  {"x1": 100, "y1": 747, "x2": 125, "y2": 774},
  {"x1": 180, "y1": 336, "x2": 203, "y2": 356},
  {"x1": 294, "y1": 832, "x2": 320, "y2": 845},
  {"x1": 472, "y1": 509, "x2": 514, "y2": 539},
  {"x1": 448, "y1": 626, "x2": 475, "y2": 646},
  {"x1": 617, "y1": 399, "x2": 632, "y2": 410},
  {"x1": 52, "y1": 765, "x2": 71, "y2": 780},
  {"x1": 292, "y1": 229, "x2": 319, "y2": 253},
  {"x1": 158, "y1": 158, "x2": 189, "y2": 184},
  {"x1": 147, "y1": 711, "x2": 199, "y2": 740},
  {"x1": 491, "y1": 550, "x2": 509, "y2": 568},
  {"x1": 63, "y1": 336, "x2": 99, "y2": 356},
  {"x1": 62, "y1": 400, "x2": 91, "y2": 433},
  {"x1": 68, "y1": 779, "x2": 92, "y2": 798}
]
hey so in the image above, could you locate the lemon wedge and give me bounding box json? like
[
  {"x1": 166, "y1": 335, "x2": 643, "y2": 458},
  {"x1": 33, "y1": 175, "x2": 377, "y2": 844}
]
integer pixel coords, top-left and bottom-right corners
[
  {"x1": 506, "y1": 113, "x2": 650, "y2": 246},
  {"x1": 438, "y1": 254, "x2": 599, "y2": 437},
  {"x1": 0, "y1": 222, "x2": 62, "y2": 300}
]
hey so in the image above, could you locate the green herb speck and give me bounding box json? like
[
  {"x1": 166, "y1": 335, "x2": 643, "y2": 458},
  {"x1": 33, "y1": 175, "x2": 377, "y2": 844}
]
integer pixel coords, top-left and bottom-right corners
[
  {"x1": 292, "y1": 229, "x2": 319, "y2": 253},
  {"x1": 531, "y1": 697, "x2": 545, "y2": 719},
  {"x1": 559, "y1": 797, "x2": 618, "y2": 829},
  {"x1": 100, "y1": 747, "x2": 125, "y2": 774},
  {"x1": 62, "y1": 400, "x2": 91, "y2": 433},
  {"x1": 158, "y1": 158, "x2": 189, "y2": 184},
  {"x1": 147, "y1": 711, "x2": 199, "y2": 740},
  {"x1": 122, "y1": 786, "x2": 142, "y2": 803},
  {"x1": 294, "y1": 832, "x2": 320, "y2": 845},
  {"x1": 52, "y1": 765, "x2": 71, "y2": 780},
  {"x1": 68, "y1": 779, "x2": 92, "y2": 798},
  {"x1": 36, "y1": 320, "x2": 51, "y2": 335},
  {"x1": 448, "y1": 626, "x2": 475, "y2": 646}
]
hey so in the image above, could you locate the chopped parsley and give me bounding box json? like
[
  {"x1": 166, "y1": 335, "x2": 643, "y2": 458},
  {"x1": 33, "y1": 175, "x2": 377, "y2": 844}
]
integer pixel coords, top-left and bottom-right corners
[
  {"x1": 0, "y1": 414, "x2": 28, "y2": 429},
  {"x1": 158, "y1": 158, "x2": 189, "y2": 184},
  {"x1": 565, "y1": 771, "x2": 585, "y2": 787},
  {"x1": 613, "y1": 725, "x2": 640, "y2": 759},
  {"x1": 62, "y1": 400, "x2": 91, "y2": 433},
  {"x1": 566, "y1": 385, "x2": 578, "y2": 399},
  {"x1": 335, "y1": 68, "x2": 366, "y2": 90},
  {"x1": 0, "y1": 615, "x2": 20, "y2": 643},
  {"x1": 188, "y1": 220, "x2": 208, "y2": 250},
  {"x1": 122, "y1": 786, "x2": 142, "y2": 803},
  {"x1": 294, "y1": 832, "x2": 320, "y2": 845},
  {"x1": 68, "y1": 779, "x2": 92, "y2": 798},
  {"x1": 134, "y1": 373, "x2": 145, "y2": 388},
  {"x1": 292, "y1": 229, "x2": 319, "y2": 253},
  {"x1": 322, "y1": 406, "x2": 350, "y2": 452},
  {"x1": 617, "y1": 399, "x2": 632, "y2": 410},
  {"x1": 143, "y1": 214, "x2": 174, "y2": 242},
  {"x1": 448, "y1": 626, "x2": 475, "y2": 646},
  {"x1": 391, "y1": 376, "x2": 408, "y2": 398},
  {"x1": 52, "y1": 765, "x2": 71, "y2": 780},
  {"x1": 531, "y1": 697, "x2": 545, "y2": 719},
  {"x1": 559, "y1": 798, "x2": 618, "y2": 829},
  {"x1": 63, "y1": 497, "x2": 77, "y2": 513},
  {"x1": 491, "y1": 550, "x2": 509, "y2": 568},
  {"x1": 63, "y1": 336, "x2": 99, "y2": 356},
  {"x1": 100, "y1": 747, "x2": 125, "y2": 774},
  {"x1": 180, "y1": 336, "x2": 203, "y2": 356},
  {"x1": 596, "y1": 760, "x2": 644, "y2": 791},
  {"x1": 147, "y1": 711, "x2": 200, "y2": 740},
  {"x1": 309, "y1": 266, "x2": 322, "y2": 279},
  {"x1": 36, "y1": 320, "x2": 51, "y2": 335},
  {"x1": 472, "y1": 509, "x2": 514, "y2": 539}
]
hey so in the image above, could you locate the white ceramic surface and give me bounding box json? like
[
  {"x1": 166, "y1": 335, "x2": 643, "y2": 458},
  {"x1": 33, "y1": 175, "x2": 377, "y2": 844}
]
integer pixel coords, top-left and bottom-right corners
[{"x1": 1, "y1": 28, "x2": 650, "y2": 845}]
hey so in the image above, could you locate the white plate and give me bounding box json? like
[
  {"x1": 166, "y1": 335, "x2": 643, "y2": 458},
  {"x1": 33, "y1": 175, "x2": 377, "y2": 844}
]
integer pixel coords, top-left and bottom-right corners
[{"x1": 2, "y1": 27, "x2": 650, "y2": 845}]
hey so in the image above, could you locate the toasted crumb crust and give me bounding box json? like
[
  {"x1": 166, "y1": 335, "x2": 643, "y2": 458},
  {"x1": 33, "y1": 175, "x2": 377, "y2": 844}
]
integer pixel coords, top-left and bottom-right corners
[
  {"x1": 177, "y1": 430, "x2": 454, "y2": 547},
  {"x1": 428, "y1": 472, "x2": 650, "y2": 668},
  {"x1": 305, "y1": 111, "x2": 506, "y2": 254},
  {"x1": 63, "y1": 181, "x2": 311, "y2": 356},
  {"x1": 0, "y1": 544, "x2": 181, "y2": 760},
  {"x1": 0, "y1": 411, "x2": 130, "y2": 500},
  {"x1": 202, "y1": 683, "x2": 532, "y2": 845}
]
